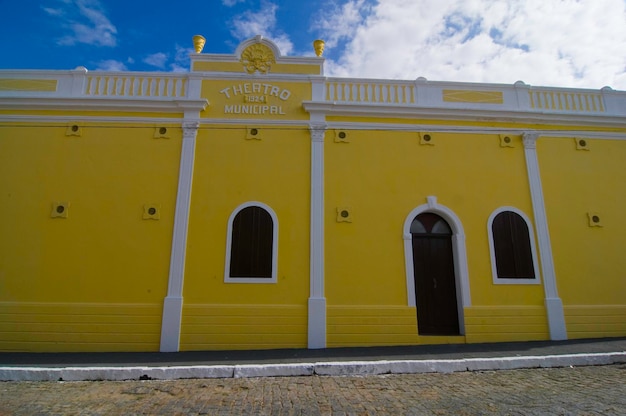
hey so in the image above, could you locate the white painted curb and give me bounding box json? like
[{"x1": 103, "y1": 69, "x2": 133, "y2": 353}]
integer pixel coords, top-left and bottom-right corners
[
  {"x1": 0, "y1": 352, "x2": 624, "y2": 382},
  {"x1": 234, "y1": 363, "x2": 314, "y2": 378}
]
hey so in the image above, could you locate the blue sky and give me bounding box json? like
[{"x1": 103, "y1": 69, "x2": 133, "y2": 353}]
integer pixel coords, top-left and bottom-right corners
[{"x1": 1, "y1": 0, "x2": 625, "y2": 89}]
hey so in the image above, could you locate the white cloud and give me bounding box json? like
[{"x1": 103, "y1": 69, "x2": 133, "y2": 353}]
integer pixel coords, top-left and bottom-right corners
[
  {"x1": 317, "y1": 0, "x2": 626, "y2": 89},
  {"x1": 95, "y1": 59, "x2": 127, "y2": 71},
  {"x1": 222, "y1": 0, "x2": 245, "y2": 6},
  {"x1": 170, "y1": 44, "x2": 193, "y2": 72},
  {"x1": 170, "y1": 64, "x2": 188, "y2": 73},
  {"x1": 230, "y1": 1, "x2": 293, "y2": 55},
  {"x1": 42, "y1": 7, "x2": 64, "y2": 16},
  {"x1": 231, "y1": 2, "x2": 277, "y2": 39},
  {"x1": 143, "y1": 52, "x2": 168, "y2": 69},
  {"x1": 45, "y1": 0, "x2": 117, "y2": 47},
  {"x1": 311, "y1": 0, "x2": 374, "y2": 48}
]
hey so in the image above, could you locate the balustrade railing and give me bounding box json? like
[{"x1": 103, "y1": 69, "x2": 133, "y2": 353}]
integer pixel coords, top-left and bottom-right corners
[
  {"x1": 326, "y1": 80, "x2": 415, "y2": 105},
  {"x1": 1, "y1": 70, "x2": 623, "y2": 116},
  {"x1": 528, "y1": 89, "x2": 604, "y2": 113},
  {"x1": 85, "y1": 74, "x2": 187, "y2": 98},
  {"x1": 322, "y1": 77, "x2": 614, "y2": 115}
]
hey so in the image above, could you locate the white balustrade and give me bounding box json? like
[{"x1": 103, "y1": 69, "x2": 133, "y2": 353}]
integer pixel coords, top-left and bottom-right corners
[
  {"x1": 326, "y1": 80, "x2": 415, "y2": 105},
  {"x1": 528, "y1": 89, "x2": 604, "y2": 113},
  {"x1": 323, "y1": 77, "x2": 613, "y2": 115},
  {"x1": 1, "y1": 69, "x2": 624, "y2": 116},
  {"x1": 85, "y1": 74, "x2": 187, "y2": 98}
]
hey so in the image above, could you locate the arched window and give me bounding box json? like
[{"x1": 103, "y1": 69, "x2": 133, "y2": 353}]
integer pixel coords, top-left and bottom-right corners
[
  {"x1": 488, "y1": 208, "x2": 540, "y2": 284},
  {"x1": 225, "y1": 202, "x2": 278, "y2": 283}
]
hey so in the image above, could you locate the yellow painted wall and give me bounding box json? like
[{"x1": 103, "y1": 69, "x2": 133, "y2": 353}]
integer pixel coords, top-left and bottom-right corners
[
  {"x1": 0, "y1": 302, "x2": 161, "y2": 352},
  {"x1": 182, "y1": 304, "x2": 307, "y2": 350},
  {"x1": 0, "y1": 123, "x2": 181, "y2": 351},
  {"x1": 324, "y1": 130, "x2": 548, "y2": 345},
  {"x1": 192, "y1": 61, "x2": 321, "y2": 75},
  {"x1": 2, "y1": 78, "x2": 625, "y2": 352},
  {"x1": 538, "y1": 137, "x2": 626, "y2": 339},
  {"x1": 465, "y1": 306, "x2": 549, "y2": 343},
  {"x1": 179, "y1": 124, "x2": 311, "y2": 350}
]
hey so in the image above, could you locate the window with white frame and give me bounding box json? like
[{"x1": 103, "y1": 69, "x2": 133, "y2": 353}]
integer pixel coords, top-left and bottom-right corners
[
  {"x1": 225, "y1": 202, "x2": 278, "y2": 283},
  {"x1": 487, "y1": 207, "x2": 541, "y2": 284}
]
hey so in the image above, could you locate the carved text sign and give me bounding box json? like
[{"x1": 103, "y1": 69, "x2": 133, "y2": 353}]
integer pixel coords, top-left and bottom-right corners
[{"x1": 219, "y1": 82, "x2": 292, "y2": 115}]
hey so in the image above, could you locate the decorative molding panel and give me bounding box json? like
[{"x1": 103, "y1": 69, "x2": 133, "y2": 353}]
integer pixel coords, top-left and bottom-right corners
[
  {"x1": 143, "y1": 204, "x2": 161, "y2": 220},
  {"x1": 419, "y1": 132, "x2": 434, "y2": 145},
  {"x1": 334, "y1": 130, "x2": 349, "y2": 143},
  {"x1": 0, "y1": 79, "x2": 57, "y2": 92},
  {"x1": 587, "y1": 212, "x2": 602, "y2": 227},
  {"x1": 50, "y1": 202, "x2": 69, "y2": 219},
  {"x1": 336, "y1": 207, "x2": 352, "y2": 223},
  {"x1": 154, "y1": 127, "x2": 170, "y2": 139},
  {"x1": 246, "y1": 127, "x2": 262, "y2": 140},
  {"x1": 65, "y1": 124, "x2": 82, "y2": 137},
  {"x1": 499, "y1": 134, "x2": 515, "y2": 148},
  {"x1": 443, "y1": 89, "x2": 504, "y2": 104},
  {"x1": 575, "y1": 138, "x2": 590, "y2": 150}
]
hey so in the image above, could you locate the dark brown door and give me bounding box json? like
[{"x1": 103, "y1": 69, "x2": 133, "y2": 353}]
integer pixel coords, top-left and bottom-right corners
[{"x1": 411, "y1": 213, "x2": 460, "y2": 335}]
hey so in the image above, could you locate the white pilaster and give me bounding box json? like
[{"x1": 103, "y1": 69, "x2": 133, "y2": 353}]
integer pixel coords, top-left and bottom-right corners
[
  {"x1": 522, "y1": 132, "x2": 567, "y2": 340},
  {"x1": 308, "y1": 124, "x2": 326, "y2": 349},
  {"x1": 70, "y1": 66, "x2": 88, "y2": 96},
  {"x1": 160, "y1": 121, "x2": 199, "y2": 352}
]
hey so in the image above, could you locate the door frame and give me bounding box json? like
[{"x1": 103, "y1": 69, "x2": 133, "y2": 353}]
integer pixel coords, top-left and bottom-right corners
[{"x1": 403, "y1": 196, "x2": 471, "y2": 335}]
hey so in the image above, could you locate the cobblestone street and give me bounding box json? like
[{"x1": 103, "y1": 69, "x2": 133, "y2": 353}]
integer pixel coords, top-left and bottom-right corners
[{"x1": 1, "y1": 364, "x2": 625, "y2": 415}]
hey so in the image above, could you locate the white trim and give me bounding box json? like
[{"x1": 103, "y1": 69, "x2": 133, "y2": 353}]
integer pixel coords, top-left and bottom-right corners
[
  {"x1": 302, "y1": 102, "x2": 626, "y2": 128},
  {"x1": 0, "y1": 97, "x2": 208, "y2": 113},
  {"x1": 522, "y1": 132, "x2": 567, "y2": 340},
  {"x1": 403, "y1": 196, "x2": 471, "y2": 335},
  {"x1": 0, "y1": 115, "x2": 186, "y2": 124},
  {"x1": 182, "y1": 73, "x2": 325, "y2": 82},
  {"x1": 3, "y1": 115, "x2": 626, "y2": 142},
  {"x1": 487, "y1": 207, "x2": 541, "y2": 285},
  {"x1": 160, "y1": 121, "x2": 199, "y2": 352},
  {"x1": 308, "y1": 124, "x2": 326, "y2": 348},
  {"x1": 224, "y1": 201, "x2": 279, "y2": 284},
  {"x1": 321, "y1": 122, "x2": 626, "y2": 140},
  {"x1": 196, "y1": 119, "x2": 316, "y2": 127}
]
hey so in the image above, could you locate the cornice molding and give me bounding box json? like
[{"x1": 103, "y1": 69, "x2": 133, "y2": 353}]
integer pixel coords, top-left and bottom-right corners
[
  {"x1": 3, "y1": 115, "x2": 626, "y2": 141},
  {"x1": 0, "y1": 97, "x2": 209, "y2": 113},
  {"x1": 301, "y1": 101, "x2": 626, "y2": 129},
  {"x1": 322, "y1": 121, "x2": 626, "y2": 140},
  {"x1": 0, "y1": 115, "x2": 185, "y2": 124},
  {"x1": 185, "y1": 72, "x2": 325, "y2": 82}
]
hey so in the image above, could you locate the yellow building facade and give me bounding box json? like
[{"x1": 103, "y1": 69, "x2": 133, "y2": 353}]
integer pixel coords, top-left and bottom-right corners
[{"x1": 1, "y1": 36, "x2": 625, "y2": 352}]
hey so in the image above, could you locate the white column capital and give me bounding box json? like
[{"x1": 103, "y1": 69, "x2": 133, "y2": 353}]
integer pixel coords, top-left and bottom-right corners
[
  {"x1": 523, "y1": 131, "x2": 539, "y2": 149},
  {"x1": 183, "y1": 122, "x2": 200, "y2": 137},
  {"x1": 309, "y1": 124, "x2": 327, "y2": 142}
]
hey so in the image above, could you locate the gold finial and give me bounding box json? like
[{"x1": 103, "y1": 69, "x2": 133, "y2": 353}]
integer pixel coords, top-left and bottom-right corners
[
  {"x1": 313, "y1": 39, "x2": 325, "y2": 57},
  {"x1": 192, "y1": 35, "x2": 206, "y2": 54}
]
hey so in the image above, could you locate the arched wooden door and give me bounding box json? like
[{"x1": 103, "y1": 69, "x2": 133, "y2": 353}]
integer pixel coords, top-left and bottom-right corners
[{"x1": 411, "y1": 212, "x2": 460, "y2": 335}]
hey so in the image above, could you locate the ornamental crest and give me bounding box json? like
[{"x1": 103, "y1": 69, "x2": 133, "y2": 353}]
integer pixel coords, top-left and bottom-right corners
[{"x1": 240, "y1": 43, "x2": 276, "y2": 74}]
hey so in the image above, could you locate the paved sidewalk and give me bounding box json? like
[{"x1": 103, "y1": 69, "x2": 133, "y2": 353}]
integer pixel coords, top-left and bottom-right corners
[
  {"x1": 1, "y1": 337, "x2": 625, "y2": 381},
  {"x1": 4, "y1": 365, "x2": 626, "y2": 415}
]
